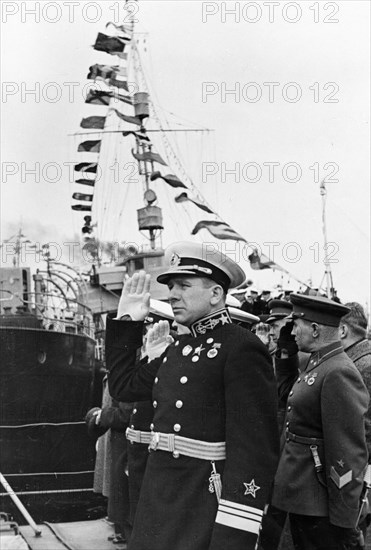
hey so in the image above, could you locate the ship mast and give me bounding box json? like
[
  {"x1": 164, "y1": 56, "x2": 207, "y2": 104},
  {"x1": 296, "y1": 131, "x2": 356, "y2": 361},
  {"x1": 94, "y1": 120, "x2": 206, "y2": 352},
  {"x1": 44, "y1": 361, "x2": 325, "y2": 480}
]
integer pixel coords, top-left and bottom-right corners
[
  {"x1": 130, "y1": 4, "x2": 163, "y2": 251},
  {"x1": 3, "y1": 228, "x2": 32, "y2": 268},
  {"x1": 319, "y1": 179, "x2": 334, "y2": 298},
  {"x1": 133, "y1": 93, "x2": 163, "y2": 251}
]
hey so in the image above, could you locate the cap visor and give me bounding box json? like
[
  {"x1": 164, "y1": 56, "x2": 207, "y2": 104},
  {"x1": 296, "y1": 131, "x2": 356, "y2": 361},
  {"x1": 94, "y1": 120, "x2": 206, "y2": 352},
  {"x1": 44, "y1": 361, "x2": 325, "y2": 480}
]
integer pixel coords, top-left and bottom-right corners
[
  {"x1": 229, "y1": 307, "x2": 260, "y2": 324},
  {"x1": 149, "y1": 299, "x2": 174, "y2": 320},
  {"x1": 266, "y1": 313, "x2": 291, "y2": 323},
  {"x1": 157, "y1": 269, "x2": 200, "y2": 285},
  {"x1": 285, "y1": 312, "x2": 303, "y2": 321}
]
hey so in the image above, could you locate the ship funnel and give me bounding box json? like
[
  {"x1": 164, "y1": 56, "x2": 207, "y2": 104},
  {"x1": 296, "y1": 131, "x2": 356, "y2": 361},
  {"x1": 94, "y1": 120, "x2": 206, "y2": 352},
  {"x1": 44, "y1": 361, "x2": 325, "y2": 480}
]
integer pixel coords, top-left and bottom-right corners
[{"x1": 133, "y1": 92, "x2": 150, "y2": 120}]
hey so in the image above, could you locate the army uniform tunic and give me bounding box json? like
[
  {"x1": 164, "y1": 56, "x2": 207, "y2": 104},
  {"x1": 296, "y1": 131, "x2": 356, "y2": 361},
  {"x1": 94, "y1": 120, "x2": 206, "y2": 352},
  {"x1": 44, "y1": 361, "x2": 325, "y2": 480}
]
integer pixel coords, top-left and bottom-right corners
[
  {"x1": 272, "y1": 341, "x2": 369, "y2": 528},
  {"x1": 107, "y1": 309, "x2": 280, "y2": 550}
]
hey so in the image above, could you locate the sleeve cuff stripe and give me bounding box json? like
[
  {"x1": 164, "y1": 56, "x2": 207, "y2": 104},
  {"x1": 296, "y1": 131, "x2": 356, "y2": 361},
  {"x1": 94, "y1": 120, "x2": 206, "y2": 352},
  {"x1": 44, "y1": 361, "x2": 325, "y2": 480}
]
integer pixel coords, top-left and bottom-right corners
[
  {"x1": 219, "y1": 499, "x2": 263, "y2": 517},
  {"x1": 218, "y1": 504, "x2": 262, "y2": 522},
  {"x1": 215, "y1": 510, "x2": 261, "y2": 535}
]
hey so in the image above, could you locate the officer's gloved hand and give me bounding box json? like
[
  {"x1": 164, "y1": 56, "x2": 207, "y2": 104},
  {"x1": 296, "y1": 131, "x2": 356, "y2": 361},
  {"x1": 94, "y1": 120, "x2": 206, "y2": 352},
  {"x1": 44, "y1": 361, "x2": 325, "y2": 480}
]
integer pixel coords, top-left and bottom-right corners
[
  {"x1": 277, "y1": 321, "x2": 298, "y2": 357},
  {"x1": 85, "y1": 407, "x2": 107, "y2": 439}
]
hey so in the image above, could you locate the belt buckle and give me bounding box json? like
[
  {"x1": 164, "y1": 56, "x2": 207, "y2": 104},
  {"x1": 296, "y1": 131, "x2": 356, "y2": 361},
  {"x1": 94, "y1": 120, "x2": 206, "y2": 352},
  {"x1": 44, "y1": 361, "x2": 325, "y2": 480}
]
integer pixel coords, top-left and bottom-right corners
[
  {"x1": 148, "y1": 432, "x2": 160, "y2": 452},
  {"x1": 164, "y1": 433, "x2": 175, "y2": 452}
]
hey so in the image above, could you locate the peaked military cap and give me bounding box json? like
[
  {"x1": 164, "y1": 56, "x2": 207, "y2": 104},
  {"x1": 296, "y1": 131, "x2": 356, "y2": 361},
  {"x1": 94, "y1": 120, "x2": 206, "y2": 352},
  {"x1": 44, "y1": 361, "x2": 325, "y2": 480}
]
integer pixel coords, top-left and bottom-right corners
[
  {"x1": 259, "y1": 314, "x2": 270, "y2": 323},
  {"x1": 266, "y1": 299, "x2": 293, "y2": 323},
  {"x1": 229, "y1": 307, "x2": 260, "y2": 325},
  {"x1": 157, "y1": 241, "x2": 246, "y2": 290},
  {"x1": 225, "y1": 294, "x2": 241, "y2": 308},
  {"x1": 287, "y1": 293, "x2": 350, "y2": 327},
  {"x1": 145, "y1": 299, "x2": 174, "y2": 324}
]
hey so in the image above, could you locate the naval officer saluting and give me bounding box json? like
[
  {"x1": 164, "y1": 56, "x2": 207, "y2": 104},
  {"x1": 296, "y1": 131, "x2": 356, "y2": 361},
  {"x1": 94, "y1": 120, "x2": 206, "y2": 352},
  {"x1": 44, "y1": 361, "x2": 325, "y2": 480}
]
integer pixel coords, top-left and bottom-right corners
[
  {"x1": 106, "y1": 242, "x2": 279, "y2": 550},
  {"x1": 270, "y1": 293, "x2": 369, "y2": 550}
]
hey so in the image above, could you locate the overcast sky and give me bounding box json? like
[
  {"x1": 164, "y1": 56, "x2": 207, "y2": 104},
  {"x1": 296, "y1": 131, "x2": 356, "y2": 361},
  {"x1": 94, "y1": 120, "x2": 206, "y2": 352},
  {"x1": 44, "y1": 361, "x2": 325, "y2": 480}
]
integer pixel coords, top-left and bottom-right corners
[{"x1": 1, "y1": 1, "x2": 370, "y2": 306}]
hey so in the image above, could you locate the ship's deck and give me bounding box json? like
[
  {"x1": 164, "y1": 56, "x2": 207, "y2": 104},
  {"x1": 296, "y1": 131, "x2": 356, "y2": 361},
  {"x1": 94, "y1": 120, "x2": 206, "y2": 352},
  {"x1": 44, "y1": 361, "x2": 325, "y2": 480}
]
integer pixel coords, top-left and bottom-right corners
[
  {"x1": 18, "y1": 519, "x2": 126, "y2": 550},
  {"x1": 12, "y1": 517, "x2": 371, "y2": 549}
]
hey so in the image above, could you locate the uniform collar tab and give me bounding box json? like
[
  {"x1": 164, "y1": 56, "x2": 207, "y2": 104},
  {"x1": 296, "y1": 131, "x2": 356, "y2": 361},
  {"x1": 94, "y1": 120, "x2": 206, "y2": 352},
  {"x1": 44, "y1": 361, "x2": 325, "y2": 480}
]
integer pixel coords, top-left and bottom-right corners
[
  {"x1": 309, "y1": 341, "x2": 343, "y2": 369},
  {"x1": 190, "y1": 308, "x2": 231, "y2": 337}
]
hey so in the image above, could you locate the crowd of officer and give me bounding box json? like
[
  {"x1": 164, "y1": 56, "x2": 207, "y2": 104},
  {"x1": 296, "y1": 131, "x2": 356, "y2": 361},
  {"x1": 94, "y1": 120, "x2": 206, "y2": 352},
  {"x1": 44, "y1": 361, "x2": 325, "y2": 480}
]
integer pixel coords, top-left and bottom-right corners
[{"x1": 86, "y1": 241, "x2": 371, "y2": 550}]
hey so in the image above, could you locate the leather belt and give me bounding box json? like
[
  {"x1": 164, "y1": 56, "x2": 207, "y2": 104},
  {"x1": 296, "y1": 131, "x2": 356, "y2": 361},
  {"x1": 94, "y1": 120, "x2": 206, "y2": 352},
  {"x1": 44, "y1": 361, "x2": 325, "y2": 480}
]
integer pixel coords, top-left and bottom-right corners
[
  {"x1": 286, "y1": 430, "x2": 323, "y2": 446},
  {"x1": 126, "y1": 428, "x2": 226, "y2": 461}
]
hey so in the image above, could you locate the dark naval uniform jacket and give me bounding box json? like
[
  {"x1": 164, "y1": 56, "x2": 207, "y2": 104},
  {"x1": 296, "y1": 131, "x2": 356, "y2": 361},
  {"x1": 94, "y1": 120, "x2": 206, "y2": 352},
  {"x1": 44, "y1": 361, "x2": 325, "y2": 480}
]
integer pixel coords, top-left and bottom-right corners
[
  {"x1": 106, "y1": 309, "x2": 280, "y2": 550},
  {"x1": 127, "y1": 396, "x2": 154, "y2": 523},
  {"x1": 272, "y1": 341, "x2": 369, "y2": 528}
]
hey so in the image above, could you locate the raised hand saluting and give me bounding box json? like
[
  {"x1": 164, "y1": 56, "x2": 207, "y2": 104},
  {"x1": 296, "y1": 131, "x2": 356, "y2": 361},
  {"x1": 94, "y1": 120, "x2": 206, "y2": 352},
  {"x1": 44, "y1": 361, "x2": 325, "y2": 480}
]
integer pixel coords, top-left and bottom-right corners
[
  {"x1": 116, "y1": 270, "x2": 151, "y2": 321},
  {"x1": 145, "y1": 320, "x2": 174, "y2": 361}
]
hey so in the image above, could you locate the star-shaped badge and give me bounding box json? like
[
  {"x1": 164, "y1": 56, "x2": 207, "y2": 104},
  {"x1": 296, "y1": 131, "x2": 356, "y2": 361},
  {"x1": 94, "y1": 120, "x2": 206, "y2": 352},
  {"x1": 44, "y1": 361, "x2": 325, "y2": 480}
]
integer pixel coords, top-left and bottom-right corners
[
  {"x1": 243, "y1": 479, "x2": 260, "y2": 498},
  {"x1": 220, "y1": 313, "x2": 230, "y2": 325},
  {"x1": 337, "y1": 459, "x2": 344, "y2": 468}
]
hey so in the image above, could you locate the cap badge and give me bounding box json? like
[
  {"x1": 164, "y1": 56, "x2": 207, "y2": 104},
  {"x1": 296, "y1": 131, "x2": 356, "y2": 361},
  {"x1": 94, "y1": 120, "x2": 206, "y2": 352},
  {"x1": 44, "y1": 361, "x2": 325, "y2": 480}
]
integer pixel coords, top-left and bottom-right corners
[{"x1": 170, "y1": 253, "x2": 181, "y2": 267}]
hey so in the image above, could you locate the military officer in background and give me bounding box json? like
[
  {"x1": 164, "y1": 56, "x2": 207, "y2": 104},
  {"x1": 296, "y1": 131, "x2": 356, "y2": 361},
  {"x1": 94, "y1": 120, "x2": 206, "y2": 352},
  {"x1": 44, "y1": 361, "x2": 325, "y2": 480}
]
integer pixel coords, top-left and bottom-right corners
[
  {"x1": 106, "y1": 242, "x2": 280, "y2": 550},
  {"x1": 270, "y1": 293, "x2": 369, "y2": 550},
  {"x1": 266, "y1": 300, "x2": 294, "y2": 358},
  {"x1": 266, "y1": 299, "x2": 311, "y2": 431},
  {"x1": 340, "y1": 302, "x2": 371, "y2": 546}
]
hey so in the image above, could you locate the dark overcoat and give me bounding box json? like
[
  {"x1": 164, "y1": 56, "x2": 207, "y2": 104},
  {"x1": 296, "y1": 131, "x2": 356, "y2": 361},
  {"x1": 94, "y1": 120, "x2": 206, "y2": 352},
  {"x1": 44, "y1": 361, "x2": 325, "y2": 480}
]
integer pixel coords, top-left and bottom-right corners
[
  {"x1": 106, "y1": 310, "x2": 280, "y2": 550},
  {"x1": 272, "y1": 341, "x2": 369, "y2": 527},
  {"x1": 346, "y1": 339, "x2": 371, "y2": 459}
]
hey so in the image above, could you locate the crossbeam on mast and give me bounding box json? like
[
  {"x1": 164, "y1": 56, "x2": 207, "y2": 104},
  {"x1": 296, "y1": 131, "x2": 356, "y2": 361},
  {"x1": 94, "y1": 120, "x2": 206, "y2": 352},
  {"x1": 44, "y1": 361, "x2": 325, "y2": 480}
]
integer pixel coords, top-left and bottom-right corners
[{"x1": 69, "y1": 129, "x2": 213, "y2": 136}]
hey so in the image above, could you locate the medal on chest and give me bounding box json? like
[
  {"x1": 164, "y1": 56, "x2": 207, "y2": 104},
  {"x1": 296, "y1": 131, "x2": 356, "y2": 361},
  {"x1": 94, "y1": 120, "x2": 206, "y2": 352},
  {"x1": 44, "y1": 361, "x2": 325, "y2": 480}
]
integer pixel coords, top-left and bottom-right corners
[
  {"x1": 304, "y1": 372, "x2": 318, "y2": 385},
  {"x1": 181, "y1": 339, "x2": 222, "y2": 362},
  {"x1": 182, "y1": 345, "x2": 192, "y2": 356}
]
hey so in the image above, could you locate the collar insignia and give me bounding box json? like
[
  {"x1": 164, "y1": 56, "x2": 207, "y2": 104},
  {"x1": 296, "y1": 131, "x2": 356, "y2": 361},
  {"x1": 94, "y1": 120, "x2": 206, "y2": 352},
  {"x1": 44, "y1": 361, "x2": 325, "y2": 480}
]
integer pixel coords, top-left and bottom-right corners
[{"x1": 191, "y1": 309, "x2": 231, "y2": 337}]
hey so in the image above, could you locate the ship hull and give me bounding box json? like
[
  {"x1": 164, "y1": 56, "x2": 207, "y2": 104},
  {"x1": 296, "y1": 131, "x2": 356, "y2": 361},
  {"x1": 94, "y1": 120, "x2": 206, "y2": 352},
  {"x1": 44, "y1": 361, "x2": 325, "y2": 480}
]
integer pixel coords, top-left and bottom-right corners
[{"x1": 0, "y1": 326, "x2": 105, "y2": 522}]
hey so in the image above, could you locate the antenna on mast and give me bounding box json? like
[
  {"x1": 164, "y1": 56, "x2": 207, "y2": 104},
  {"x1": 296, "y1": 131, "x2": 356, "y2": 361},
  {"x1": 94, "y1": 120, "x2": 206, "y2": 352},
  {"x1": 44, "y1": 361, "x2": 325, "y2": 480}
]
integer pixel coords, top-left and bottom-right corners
[{"x1": 319, "y1": 179, "x2": 334, "y2": 298}]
